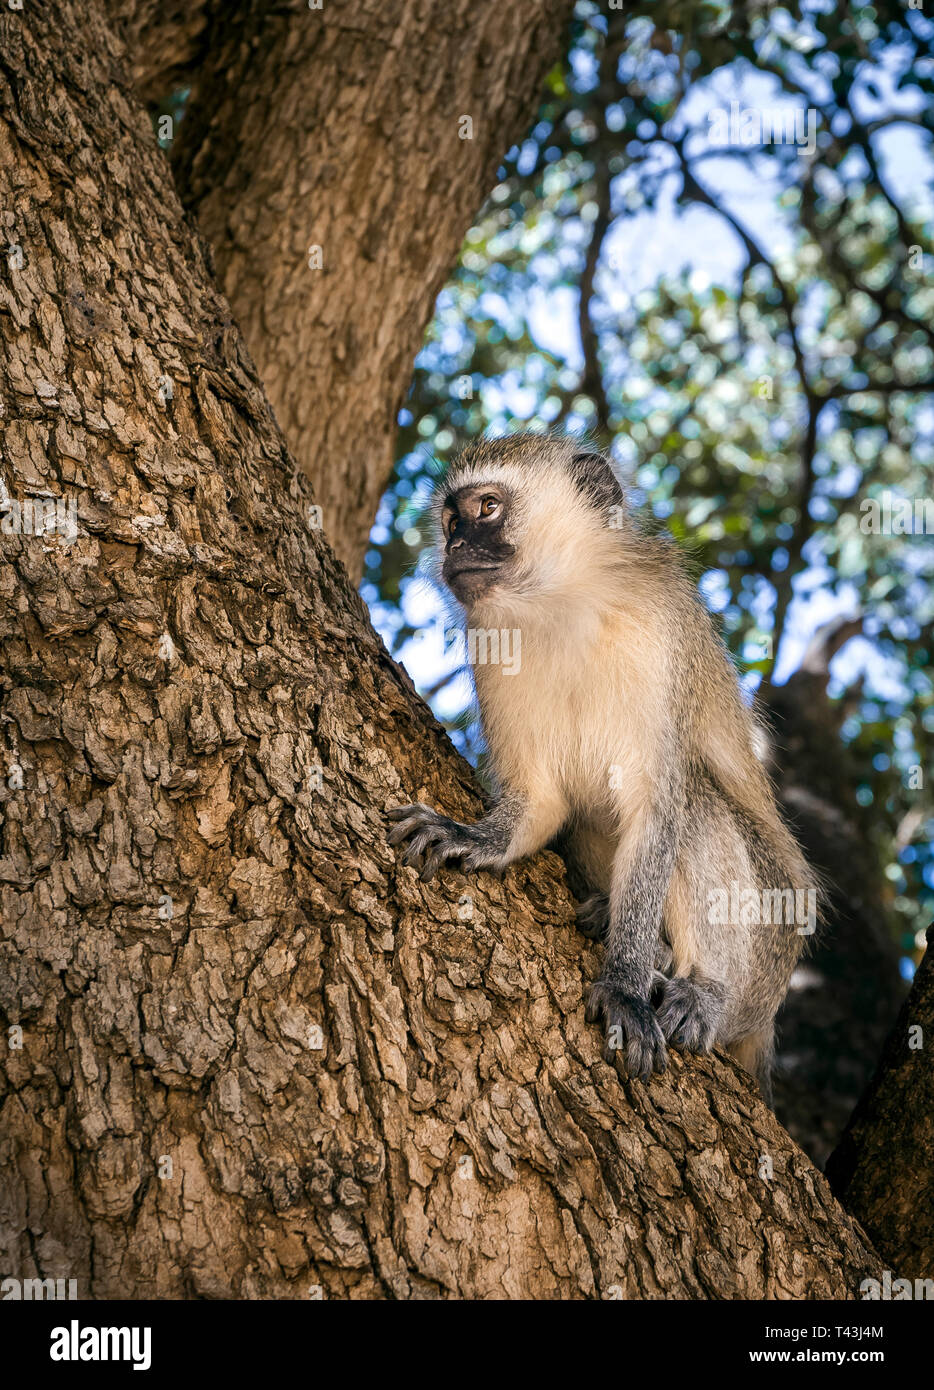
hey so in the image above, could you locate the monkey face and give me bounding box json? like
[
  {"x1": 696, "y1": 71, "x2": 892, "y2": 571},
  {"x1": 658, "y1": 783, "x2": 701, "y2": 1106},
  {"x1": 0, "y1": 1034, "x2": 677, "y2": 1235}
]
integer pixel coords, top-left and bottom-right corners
[{"x1": 440, "y1": 484, "x2": 517, "y2": 604}]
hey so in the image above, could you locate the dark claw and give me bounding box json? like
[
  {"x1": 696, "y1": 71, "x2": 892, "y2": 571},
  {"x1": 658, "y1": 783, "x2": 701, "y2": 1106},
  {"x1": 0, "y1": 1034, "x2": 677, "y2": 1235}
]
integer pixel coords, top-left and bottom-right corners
[{"x1": 586, "y1": 980, "x2": 667, "y2": 1079}]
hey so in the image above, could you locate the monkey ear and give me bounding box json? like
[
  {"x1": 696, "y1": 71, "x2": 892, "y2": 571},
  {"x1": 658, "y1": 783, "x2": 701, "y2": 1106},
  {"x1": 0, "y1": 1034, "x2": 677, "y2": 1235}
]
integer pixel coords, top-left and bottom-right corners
[
  {"x1": 572, "y1": 448, "x2": 614, "y2": 475},
  {"x1": 569, "y1": 450, "x2": 624, "y2": 508}
]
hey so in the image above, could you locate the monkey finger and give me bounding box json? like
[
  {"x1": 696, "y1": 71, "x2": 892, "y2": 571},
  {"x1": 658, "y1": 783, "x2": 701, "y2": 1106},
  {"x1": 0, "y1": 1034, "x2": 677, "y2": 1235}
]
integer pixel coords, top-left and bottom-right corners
[
  {"x1": 656, "y1": 977, "x2": 721, "y2": 1052},
  {"x1": 610, "y1": 1009, "x2": 668, "y2": 1077},
  {"x1": 386, "y1": 803, "x2": 426, "y2": 822},
  {"x1": 587, "y1": 983, "x2": 667, "y2": 1078},
  {"x1": 656, "y1": 1000, "x2": 691, "y2": 1039},
  {"x1": 584, "y1": 992, "x2": 603, "y2": 1026},
  {"x1": 623, "y1": 1030, "x2": 668, "y2": 1080},
  {"x1": 387, "y1": 803, "x2": 443, "y2": 830},
  {"x1": 390, "y1": 814, "x2": 445, "y2": 849},
  {"x1": 387, "y1": 816, "x2": 427, "y2": 846},
  {"x1": 419, "y1": 842, "x2": 462, "y2": 881},
  {"x1": 585, "y1": 979, "x2": 621, "y2": 1025},
  {"x1": 401, "y1": 826, "x2": 447, "y2": 866}
]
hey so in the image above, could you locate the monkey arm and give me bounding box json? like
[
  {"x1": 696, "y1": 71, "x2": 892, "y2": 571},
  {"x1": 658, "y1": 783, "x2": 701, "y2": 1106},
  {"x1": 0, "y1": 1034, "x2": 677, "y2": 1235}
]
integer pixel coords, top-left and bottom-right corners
[
  {"x1": 387, "y1": 787, "x2": 566, "y2": 883},
  {"x1": 585, "y1": 788, "x2": 682, "y2": 1079},
  {"x1": 605, "y1": 800, "x2": 680, "y2": 994}
]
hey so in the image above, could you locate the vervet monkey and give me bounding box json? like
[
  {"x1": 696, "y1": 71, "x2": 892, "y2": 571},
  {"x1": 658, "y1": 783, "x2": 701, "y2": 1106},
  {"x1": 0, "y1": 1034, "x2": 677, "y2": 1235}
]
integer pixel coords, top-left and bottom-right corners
[{"x1": 388, "y1": 435, "x2": 815, "y2": 1098}]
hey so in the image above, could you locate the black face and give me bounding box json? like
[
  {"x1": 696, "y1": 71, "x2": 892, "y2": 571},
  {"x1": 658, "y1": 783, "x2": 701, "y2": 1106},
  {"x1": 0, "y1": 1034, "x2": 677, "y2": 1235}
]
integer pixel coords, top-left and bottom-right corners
[{"x1": 440, "y1": 484, "x2": 516, "y2": 604}]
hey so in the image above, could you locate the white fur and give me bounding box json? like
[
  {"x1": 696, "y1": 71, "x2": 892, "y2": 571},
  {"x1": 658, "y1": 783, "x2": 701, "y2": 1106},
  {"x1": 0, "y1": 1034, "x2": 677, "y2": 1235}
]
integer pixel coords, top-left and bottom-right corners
[{"x1": 435, "y1": 456, "x2": 669, "y2": 863}]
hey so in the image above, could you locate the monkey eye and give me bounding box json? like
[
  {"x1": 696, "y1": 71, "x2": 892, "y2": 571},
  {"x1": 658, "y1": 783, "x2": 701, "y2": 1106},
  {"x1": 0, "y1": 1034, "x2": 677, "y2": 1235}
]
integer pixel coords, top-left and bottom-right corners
[
  {"x1": 445, "y1": 511, "x2": 460, "y2": 538},
  {"x1": 479, "y1": 496, "x2": 500, "y2": 518}
]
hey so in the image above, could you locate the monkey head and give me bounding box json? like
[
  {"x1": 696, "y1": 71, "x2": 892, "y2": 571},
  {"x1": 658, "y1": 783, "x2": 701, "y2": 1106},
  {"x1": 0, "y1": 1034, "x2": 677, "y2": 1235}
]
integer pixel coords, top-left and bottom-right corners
[{"x1": 432, "y1": 434, "x2": 629, "y2": 611}]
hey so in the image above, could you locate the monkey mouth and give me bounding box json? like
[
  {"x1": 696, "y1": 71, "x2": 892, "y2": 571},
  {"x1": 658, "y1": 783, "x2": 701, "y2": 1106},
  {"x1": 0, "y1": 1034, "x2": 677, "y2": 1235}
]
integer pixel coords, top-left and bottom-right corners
[
  {"x1": 445, "y1": 562, "x2": 499, "y2": 578},
  {"x1": 443, "y1": 561, "x2": 502, "y2": 601}
]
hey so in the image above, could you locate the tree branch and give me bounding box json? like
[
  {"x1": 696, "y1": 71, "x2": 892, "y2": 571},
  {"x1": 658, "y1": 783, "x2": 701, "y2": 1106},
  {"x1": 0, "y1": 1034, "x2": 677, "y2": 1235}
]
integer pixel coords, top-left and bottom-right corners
[{"x1": 575, "y1": 155, "x2": 613, "y2": 438}]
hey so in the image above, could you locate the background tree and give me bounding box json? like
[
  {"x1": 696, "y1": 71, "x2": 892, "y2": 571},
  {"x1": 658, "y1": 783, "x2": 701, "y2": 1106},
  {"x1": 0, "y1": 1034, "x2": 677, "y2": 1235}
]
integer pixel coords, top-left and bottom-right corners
[{"x1": 827, "y1": 921, "x2": 934, "y2": 1282}]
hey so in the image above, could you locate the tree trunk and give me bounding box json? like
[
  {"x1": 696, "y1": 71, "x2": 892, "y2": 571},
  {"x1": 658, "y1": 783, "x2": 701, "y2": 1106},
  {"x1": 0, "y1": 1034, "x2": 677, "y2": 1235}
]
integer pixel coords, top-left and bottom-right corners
[
  {"x1": 0, "y1": 0, "x2": 884, "y2": 1300},
  {"x1": 825, "y1": 927, "x2": 934, "y2": 1281},
  {"x1": 159, "y1": 0, "x2": 574, "y2": 578}
]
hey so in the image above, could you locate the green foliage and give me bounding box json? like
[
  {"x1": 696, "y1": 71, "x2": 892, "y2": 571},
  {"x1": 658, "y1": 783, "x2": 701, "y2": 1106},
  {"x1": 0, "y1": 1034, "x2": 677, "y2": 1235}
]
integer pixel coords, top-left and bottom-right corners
[{"x1": 363, "y1": 0, "x2": 934, "y2": 941}]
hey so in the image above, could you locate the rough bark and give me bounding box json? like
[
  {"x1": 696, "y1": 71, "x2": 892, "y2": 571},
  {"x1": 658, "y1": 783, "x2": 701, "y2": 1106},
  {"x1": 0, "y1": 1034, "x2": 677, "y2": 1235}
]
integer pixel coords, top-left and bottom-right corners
[
  {"x1": 0, "y1": 0, "x2": 884, "y2": 1300},
  {"x1": 825, "y1": 928, "x2": 934, "y2": 1281},
  {"x1": 157, "y1": 0, "x2": 573, "y2": 578}
]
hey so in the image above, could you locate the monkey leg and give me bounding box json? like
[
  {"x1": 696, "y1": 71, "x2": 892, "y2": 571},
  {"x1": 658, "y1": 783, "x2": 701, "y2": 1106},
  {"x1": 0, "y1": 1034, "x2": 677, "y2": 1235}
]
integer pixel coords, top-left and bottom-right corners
[
  {"x1": 586, "y1": 810, "x2": 674, "y2": 1079},
  {"x1": 655, "y1": 973, "x2": 725, "y2": 1053},
  {"x1": 726, "y1": 1026, "x2": 775, "y2": 1105}
]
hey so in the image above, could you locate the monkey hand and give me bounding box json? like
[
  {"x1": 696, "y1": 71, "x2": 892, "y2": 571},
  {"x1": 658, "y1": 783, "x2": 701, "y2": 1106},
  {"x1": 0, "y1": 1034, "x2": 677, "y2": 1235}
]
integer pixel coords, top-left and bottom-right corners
[
  {"x1": 576, "y1": 894, "x2": 609, "y2": 941},
  {"x1": 387, "y1": 803, "x2": 500, "y2": 882},
  {"x1": 585, "y1": 980, "x2": 668, "y2": 1079}
]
